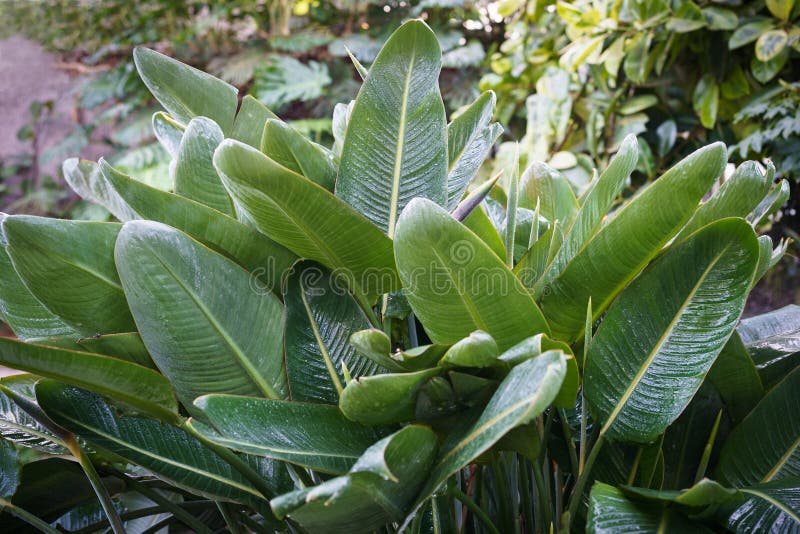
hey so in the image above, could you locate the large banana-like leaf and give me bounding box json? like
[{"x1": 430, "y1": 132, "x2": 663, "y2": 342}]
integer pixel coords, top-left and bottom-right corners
[
  {"x1": 115, "y1": 221, "x2": 288, "y2": 409},
  {"x1": 716, "y1": 366, "x2": 799, "y2": 487},
  {"x1": 413, "y1": 351, "x2": 566, "y2": 507},
  {"x1": 586, "y1": 483, "x2": 713, "y2": 533},
  {"x1": 191, "y1": 395, "x2": 386, "y2": 474},
  {"x1": 231, "y1": 95, "x2": 278, "y2": 148},
  {"x1": 336, "y1": 20, "x2": 448, "y2": 236},
  {"x1": 0, "y1": 375, "x2": 66, "y2": 454},
  {"x1": 340, "y1": 368, "x2": 440, "y2": 425},
  {"x1": 519, "y1": 162, "x2": 579, "y2": 228},
  {"x1": 0, "y1": 438, "x2": 20, "y2": 498},
  {"x1": 446, "y1": 91, "x2": 503, "y2": 210},
  {"x1": 271, "y1": 425, "x2": 438, "y2": 534},
  {"x1": 677, "y1": 160, "x2": 771, "y2": 240},
  {"x1": 173, "y1": 117, "x2": 235, "y2": 216},
  {"x1": 261, "y1": 119, "x2": 337, "y2": 191},
  {"x1": 707, "y1": 331, "x2": 764, "y2": 421},
  {"x1": 152, "y1": 111, "x2": 185, "y2": 157},
  {"x1": 36, "y1": 382, "x2": 272, "y2": 509},
  {"x1": 541, "y1": 142, "x2": 729, "y2": 340},
  {"x1": 0, "y1": 219, "x2": 76, "y2": 341},
  {"x1": 585, "y1": 218, "x2": 758, "y2": 443},
  {"x1": 95, "y1": 161, "x2": 295, "y2": 294},
  {"x1": 284, "y1": 262, "x2": 383, "y2": 404},
  {"x1": 75, "y1": 332, "x2": 154, "y2": 369},
  {"x1": 737, "y1": 304, "x2": 800, "y2": 388},
  {"x1": 721, "y1": 478, "x2": 800, "y2": 533},
  {"x1": 63, "y1": 158, "x2": 139, "y2": 221},
  {"x1": 0, "y1": 338, "x2": 177, "y2": 421},
  {"x1": 134, "y1": 47, "x2": 238, "y2": 134},
  {"x1": 3, "y1": 216, "x2": 135, "y2": 336},
  {"x1": 394, "y1": 198, "x2": 550, "y2": 351},
  {"x1": 532, "y1": 135, "x2": 638, "y2": 298},
  {"x1": 214, "y1": 139, "x2": 399, "y2": 299}
]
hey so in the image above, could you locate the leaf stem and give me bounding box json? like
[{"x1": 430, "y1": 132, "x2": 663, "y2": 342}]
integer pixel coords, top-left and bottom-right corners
[
  {"x1": 64, "y1": 436, "x2": 126, "y2": 534},
  {"x1": 567, "y1": 433, "x2": 605, "y2": 526},
  {"x1": 532, "y1": 459, "x2": 552, "y2": 532},
  {"x1": 558, "y1": 409, "x2": 579, "y2": 478},
  {"x1": 181, "y1": 421, "x2": 278, "y2": 512},
  {"x1": 115, "y1": 470, "x2": 212, "y2": 533},
  {"x1": 449, "y1": 486, "x2": 501, "y2": 534},
  {"x1": 0, "y1": 498, "x2": 61, "y2": 534},
  {"x1": 694, "y1": 409, "x2": 723, "y2": 485}
]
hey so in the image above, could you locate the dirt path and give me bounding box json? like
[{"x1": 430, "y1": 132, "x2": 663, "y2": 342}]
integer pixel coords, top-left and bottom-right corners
[{"x1": 0, "y1": 34, "x2": 111, "y2": 179}]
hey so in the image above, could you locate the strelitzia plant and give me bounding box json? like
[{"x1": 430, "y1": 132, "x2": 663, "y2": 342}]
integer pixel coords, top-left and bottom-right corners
[{"x1": 0, "y1": 19, "x2": 797, "y2": 534}]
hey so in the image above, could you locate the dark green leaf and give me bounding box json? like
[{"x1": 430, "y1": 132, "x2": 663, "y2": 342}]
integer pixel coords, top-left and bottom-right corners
[
  {"x1": 585, "y1": 218, "x2": 758, "y2": 443},
  {"x1": 134, "y1": 47, "x2": 238, "y2": 134},
  {"x1": 261, "y1": 120, "x2": 337, "y2": 191},
  {"x1": 192, "y1": 394, "x2": 386, "y2": 474},
  {"x1": 337, "y1": 20, "x2": 448, "y2": 236}
]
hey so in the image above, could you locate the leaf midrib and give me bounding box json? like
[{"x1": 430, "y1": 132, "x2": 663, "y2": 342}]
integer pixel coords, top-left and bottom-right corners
[
  {"x1": 740, "y1": 488, "x2": 800, "y2": 524},
  {"x1": 147, "y1": 248, "x2": 281, "y2": 400},
  {"x1": 762, "y1": 434, "x2": 800, "y2": 482},
  {"x1": 387, "y1": 40, "x2": 417, "y2": 239},
  {"x1": 599, "y1": 243, "x2": 732, "y2": 437},
  {"x1": 56, "y1": 411, "x2": 263, "y2": 498}
]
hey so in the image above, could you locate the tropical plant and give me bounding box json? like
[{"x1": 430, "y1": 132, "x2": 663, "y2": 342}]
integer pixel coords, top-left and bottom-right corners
[{"x1": 0, "y1": 20, "x2": 797, "y2": 534}]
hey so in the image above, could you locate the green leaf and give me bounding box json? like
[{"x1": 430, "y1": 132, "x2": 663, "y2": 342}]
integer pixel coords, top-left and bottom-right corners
[
  {"x1": 3, "y1": 216, "x2": 135, "y2": 336},
  {"x1": 766, "y1": 0, "x2": 795, "y2": 20},
  {"x1": 622, "y1": 478, "x2": 739, "y2": 507},
  {"x1": 586, "y1": 483, "x2": 713, "y2": 533},
  {"x1": 756, "y1": 29, "x2": 789, "y2": 62},
  {"x1": 617, "y1": 94, "x2": 659, "y2": 115},
  {"x1": 251, "y1": 56, "x2": 331, "y2": 110},
  {"x1": 667, "y1": 2, "x2": 707, "y2": 33},
  {"x1": 350, "y1": 329, "x2": 448, "y2": 372},
  {"x1": 532, "y1": 135, "x2": 639, "y2": 300},
  {"x1": 152, "y1": 111, "x2": 185, "y2": 157},
  {"x1": 498, "y1": 334, "x2": 579, "y2": 408},
  {"x1": 36, "y1": 382, "x2": 270, "y2": 508},
  {"x1": 214, "y1": 139, "x2": 399, "y2": 300},
  {"x1": 707, "y1": 332, "x2": 765, "y2": 422},
  {"x1": 0, "y1": 337, "x2": 177, "y2": 422},
  {"x1": 702, "y1": 7, "x2": 738, "y2": 30},
  {"x1": 74, "y1": 332, "x2": 154, "y2": 369},
  {"x1": 62, "y1": 158, "x2": 138, "y2": 222},
  {"x1": 115, "y1": 221, "x2": 287, "y2": 409},
  {"x1": 0, "y1": 220, "x2": 76, "y2": 342},
  {"x1": 463, "y1": 204, "x2": 506, "y2": 259},
  {"x1": 540, "y1": 142, "x2": 729, "y2": 341},
  {"x1": 412, "y1": 351, "x2": 566, "y2": 508},
  {"x1": 447, "y1": 91, "x2": 503, "y2": 210},
  {"x1": 192, "y1": 395, "x2": 386, "y2": 474},
  {"x1": 585, "y1": 218, "x2": 759, "y2": 443},
  {"x1": 0, "y1": 375, "x2": 67, "y2": 454},
  {"x1": 231, "y1": 95, "x2": 278, "y2": 149},
  {"x1": 721, "y1": 478, "x2": 800, "y2": 532},
  {"x1": 729, "y1": 20, "x2": 775, "y2": 50},
  {"x1": 737, "y1": 304, "x2": 800, "y2": 388},
  {"x1": 440, "y1": 330, "x2": 499, "y2": 368},
  {"x1": 271, "y1": 425, "x2": 438, "y2": 534},
  {"x1": 337, "y1": 20, "x2": 448, "y2": 236},
  {"x1": 520, "y1": 162, "x2": 579, "y2": 228},
  {"x1": 339, "y1": 368, "x2": 441, "y2": 425},
  {"x1": 284, "y1": 262, "x2": 384, "y2": 404},
  {"x1": 693, "y1": 75, "x2": 719, "y2": 129},
  {"x1": 97, "y1": 161, "x2": 296, "y2": 293},
  {"x1": 261, "y1": 119, "x2": 337, "y2": 191},
  {"x1": 0, "y1": 438, "x2": 20, "y2": 498},
  {"x1": 679, "y1": 161, "x2": 770, "y2": 240},
  {"x1": 174, "y1": 117, "x2": 235, "y2": 216},
  {"x1": 133, "y1": 47, "x2": 238, "y2": 134},
  {"x1": 656, "y1": 120, "x2": 677, "y2": 158},
  {"x1": 721, "y1": 65, "x2": 750, "y2": 99},
  {"x1": 624, "y1": 33, "x2": 653, "y2": 84},
  {"x1": 332, "y1": 101, "x2": 354, "y2": 156},
  {"x1": 716, "y1": 367, "x2": 800, "y2": 487},
  {"x1": 751, "y1": 48, "x2": 789, "y2": 84},
  {"x1": 394, "y1": 198, "x2": 550, "y2": 351}
]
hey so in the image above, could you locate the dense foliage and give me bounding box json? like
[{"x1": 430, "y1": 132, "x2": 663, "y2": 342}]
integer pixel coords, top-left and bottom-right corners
[{"x1": 0, "y1": 21, "x2": 798, "y2": 533}]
